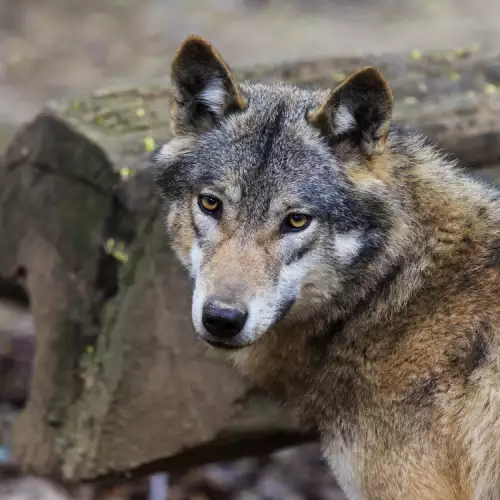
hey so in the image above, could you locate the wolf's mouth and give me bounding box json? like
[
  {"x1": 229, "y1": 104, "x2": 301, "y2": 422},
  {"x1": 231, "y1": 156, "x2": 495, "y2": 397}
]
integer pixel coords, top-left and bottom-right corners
[{"x1": 203, "y1": 338, "x2": 247, "y2": 350}]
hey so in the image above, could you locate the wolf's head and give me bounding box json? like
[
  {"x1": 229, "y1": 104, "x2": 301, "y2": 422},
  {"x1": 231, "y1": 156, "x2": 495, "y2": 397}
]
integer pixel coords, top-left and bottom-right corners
[{"x1": 152, "y1": 36, "x2": 413, "y2": 350}]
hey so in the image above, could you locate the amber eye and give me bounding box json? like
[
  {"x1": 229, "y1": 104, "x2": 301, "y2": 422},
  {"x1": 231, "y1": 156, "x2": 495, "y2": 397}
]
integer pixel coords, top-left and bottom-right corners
[
  {"x1": 282, "y1": 213, "x2": 311, "y2": 233},
  {"x1": 198, "y1": 194, "x2": 221, "y2": 215}
]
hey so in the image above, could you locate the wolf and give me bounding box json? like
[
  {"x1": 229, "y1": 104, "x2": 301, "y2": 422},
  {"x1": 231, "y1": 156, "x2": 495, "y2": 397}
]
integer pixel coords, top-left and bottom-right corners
[{"x1": 151, "y1": 35, "x2": 500, "y2": 499}]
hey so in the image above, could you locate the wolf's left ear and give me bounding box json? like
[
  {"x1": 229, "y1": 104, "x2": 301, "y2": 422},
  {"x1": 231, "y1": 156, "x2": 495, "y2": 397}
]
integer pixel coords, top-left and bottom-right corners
[
  {"x1": 170, "y1": 35, "x2": 247, "y2": 135},
  {"x1": 308, "y1": 67, "x2": 393, "y2": 157}
]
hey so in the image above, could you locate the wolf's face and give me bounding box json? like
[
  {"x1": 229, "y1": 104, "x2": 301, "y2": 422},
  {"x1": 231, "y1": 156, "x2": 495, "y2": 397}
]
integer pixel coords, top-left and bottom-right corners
[{"x1": 152, "y1": 36, "x2": 396, "y2": 349}]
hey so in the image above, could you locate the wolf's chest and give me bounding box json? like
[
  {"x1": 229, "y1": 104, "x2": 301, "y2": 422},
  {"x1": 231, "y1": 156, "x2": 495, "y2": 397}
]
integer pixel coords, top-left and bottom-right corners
[{"x1": 323, "y1": 437, "x2": 366, "y2": 500}]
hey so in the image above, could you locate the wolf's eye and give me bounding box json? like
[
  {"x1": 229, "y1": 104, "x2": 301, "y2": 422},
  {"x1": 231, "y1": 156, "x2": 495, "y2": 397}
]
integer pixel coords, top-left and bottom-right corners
[
  {"x1": 281, "y1": 213, "x2": 311, "y2": 233},
  {"x1": 198, "y1": 194, "x2": 221, "y2": 215}
]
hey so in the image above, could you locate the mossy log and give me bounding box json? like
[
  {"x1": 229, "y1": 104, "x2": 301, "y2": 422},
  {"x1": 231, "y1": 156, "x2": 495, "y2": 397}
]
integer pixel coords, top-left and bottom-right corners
[{"x1": 1, "y1": 45, "x2": 500, "y2": 484}]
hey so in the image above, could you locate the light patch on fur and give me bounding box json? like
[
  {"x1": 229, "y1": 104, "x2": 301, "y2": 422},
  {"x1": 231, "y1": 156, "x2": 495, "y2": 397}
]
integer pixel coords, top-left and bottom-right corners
[
  {"x1": 241, "y1": 255, "x2": 314, "y2": 340},
  {"x1": 325, "y1": 439, "x2": 365, "y2": 500},
  {"x1": 238, "y1": 293, "x2": 279, "y2": 345},
  {"x1": 334, "y1": 230, "x2": 363, "y2": 264},
  {"x1": 237, "y1": 251, "x2": 322, "y2": 344},
  {"x1": 278, "y1": 258, "x2": 310, "y2": 298},
  {"x1": 191, "y1": 280, "x2": 206, "y2": 336},
  {"x1": 156, "y1": 136, "x2": 194, "y2": 165},
  {"x1": 455, "y1": 376, "x2": 500, "y2": 499},
  {"x1": 198, "y1": 79, "x2": 226, "y2": 115},
  {"x1": 334, "y1": 104, "x2": 356, "y2": 135},
  {"x1": 189, "y1": 242, "x2": 203, "y2": 279},
  {"x1": 224, "y1": 184, "x2": 243, "y2": 203}
]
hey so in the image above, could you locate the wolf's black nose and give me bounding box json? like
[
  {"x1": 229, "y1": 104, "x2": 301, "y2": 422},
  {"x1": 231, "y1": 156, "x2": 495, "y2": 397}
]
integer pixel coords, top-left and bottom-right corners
[{"x1": 202, "y1": 300, "x2": 248, "y2": 339}]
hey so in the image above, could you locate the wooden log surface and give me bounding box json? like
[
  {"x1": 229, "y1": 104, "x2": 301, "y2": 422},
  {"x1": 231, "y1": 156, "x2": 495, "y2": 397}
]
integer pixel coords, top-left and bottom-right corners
[{"x1": 1, "y1": 44, "x2": 500, "y2": 484}]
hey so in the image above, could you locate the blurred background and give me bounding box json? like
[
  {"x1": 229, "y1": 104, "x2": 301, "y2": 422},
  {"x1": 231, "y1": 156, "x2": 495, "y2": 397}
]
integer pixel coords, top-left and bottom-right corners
[
  {"x1": 1, "y1": 0, "x2": 500, "y2": 148},
  {"x1": 1, "y1": 0, "x2": 500, "y2": 499}
]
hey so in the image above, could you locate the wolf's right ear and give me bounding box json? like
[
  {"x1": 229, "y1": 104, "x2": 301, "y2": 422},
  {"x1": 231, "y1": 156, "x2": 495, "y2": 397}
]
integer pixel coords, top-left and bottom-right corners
[
  {"x1": 170, "y1": 35, "x2": 247, "y2": 135},
  {"x1": 308, "y1": 67, "x2": 393, "y2": 158}
]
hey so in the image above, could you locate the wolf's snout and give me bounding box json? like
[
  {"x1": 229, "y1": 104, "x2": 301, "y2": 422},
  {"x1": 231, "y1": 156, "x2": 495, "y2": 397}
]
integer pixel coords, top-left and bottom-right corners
[{"x1": 202, "y1": 299, "x2": 248, "y2": 339}]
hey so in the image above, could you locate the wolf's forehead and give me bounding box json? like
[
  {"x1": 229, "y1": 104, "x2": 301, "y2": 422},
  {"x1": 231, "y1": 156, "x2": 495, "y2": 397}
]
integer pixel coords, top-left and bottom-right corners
[
  {"x1": 189, "y1": 84, "x2": 354, "y2": 217},
  {"x1": 198, "y1": 90, "x2": 334, "y2": 187}
]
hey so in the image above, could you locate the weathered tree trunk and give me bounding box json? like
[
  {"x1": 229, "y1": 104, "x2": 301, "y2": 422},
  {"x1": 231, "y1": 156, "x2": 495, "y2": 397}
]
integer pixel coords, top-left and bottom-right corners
[{"x1": 1, "y1": 45, "x2": 500, "y2": 484}]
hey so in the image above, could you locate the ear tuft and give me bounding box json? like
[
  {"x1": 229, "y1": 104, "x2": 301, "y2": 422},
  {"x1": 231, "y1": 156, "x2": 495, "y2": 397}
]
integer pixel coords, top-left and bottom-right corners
[
  {"x1": 170, "y1": 35, "x2": 247, "y2": 135},
  {"x1": 309, "y1": 67, "x2": 393, "y2": 157}
]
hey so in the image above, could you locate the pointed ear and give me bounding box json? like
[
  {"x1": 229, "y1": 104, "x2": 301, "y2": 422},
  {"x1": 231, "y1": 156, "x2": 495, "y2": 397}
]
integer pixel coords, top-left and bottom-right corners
[
  {"x1": 308, "y1": 67, "x2": 393, "y2": 157},
  {"x1": 170, "y1": 35, "x2": 247, "y2": 135}
]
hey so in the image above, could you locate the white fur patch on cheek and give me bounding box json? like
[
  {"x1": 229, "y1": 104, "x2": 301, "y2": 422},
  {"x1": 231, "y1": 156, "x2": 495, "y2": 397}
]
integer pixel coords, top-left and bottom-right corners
[
  {"x1": 198, "y1": 79, "x2": 226, "y2": 115},
  {"x1": 241, "y1": 259, "x2": 310, "y2": 341},
  {"x1": 334, "y1": 230, "x2": 363, "y2": 264},
  {"x1": 191, "y1": 281, "x2": 206, "y2": 335},
  {"x1": 278, "y1": 259, "x2": 309, "y2": 297},
  {"x1": 189, "y1": 243, "x2": 202, "y2": 279},
  {"x1": 333, "y1": 104, "x2": 356, "y2": 135},
  {"x1": 241, "y1": 294, "x2": 275, "y2": 343},
  {"x1": 189, "y1": 243, "x2": 206, "y2": 334}
]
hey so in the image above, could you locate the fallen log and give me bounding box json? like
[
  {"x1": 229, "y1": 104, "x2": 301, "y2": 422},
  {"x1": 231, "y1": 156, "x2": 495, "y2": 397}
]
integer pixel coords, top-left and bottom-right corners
[{"x1": 1, "y1": 44, "x2": 500, "y2": 484}]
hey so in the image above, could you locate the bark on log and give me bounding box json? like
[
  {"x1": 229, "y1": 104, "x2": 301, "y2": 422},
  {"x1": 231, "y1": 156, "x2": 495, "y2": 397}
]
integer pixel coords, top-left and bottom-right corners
[{"x1": 1, "y1": 45, "x2": 500, "y2": 484}]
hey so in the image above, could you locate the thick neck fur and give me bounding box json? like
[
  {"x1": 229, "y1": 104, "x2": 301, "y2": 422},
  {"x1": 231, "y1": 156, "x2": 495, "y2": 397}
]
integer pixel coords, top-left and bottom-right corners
[{"x1": 230, "y1": 129, "x2": 500, "y2": 433}]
